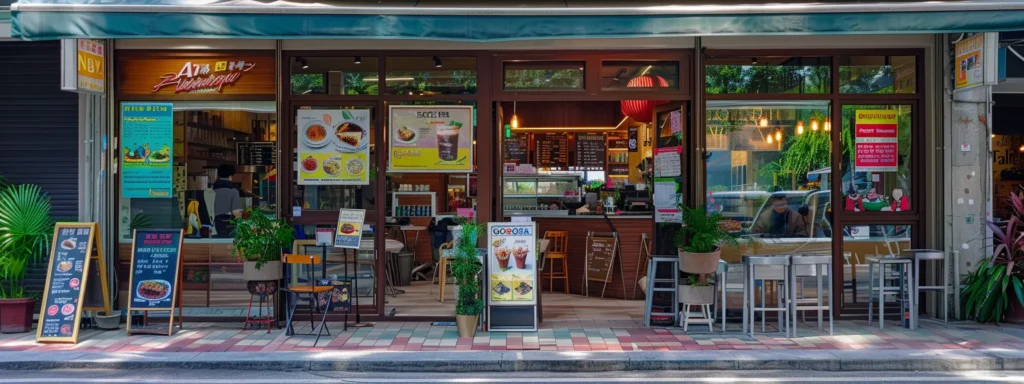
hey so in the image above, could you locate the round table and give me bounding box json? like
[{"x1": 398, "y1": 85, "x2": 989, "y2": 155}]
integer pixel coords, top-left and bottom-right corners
[{"x1": 359, "y1": 239, "x2": 404, "y2": 253}]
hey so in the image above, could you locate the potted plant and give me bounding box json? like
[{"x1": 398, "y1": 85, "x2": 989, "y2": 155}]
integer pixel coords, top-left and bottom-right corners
[
  {"x1": 964, "y1": 189, "x2": 1024, "y2": 323},
  {"x1": 675, "y1": 204, "x2": 736, "y2": 304},
  {"x1": 0, "y1": 184, "x2": 53, "y2": 333},
  {"x1": 231, "y1": 209, "x2": 295, "y2": 282},
  {"x1": 450, "y1": 216, "x2": 484, "y2": 338}
]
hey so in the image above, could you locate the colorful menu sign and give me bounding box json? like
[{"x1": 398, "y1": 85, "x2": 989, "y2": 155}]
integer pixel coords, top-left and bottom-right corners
[
  {"x1": 38, "y1": 223, "x2": 109, "y2": 343},
  {"x1": 854, "y1": 110, "x2": 899, "y2": 173},
  {"x1": 296, "y1": 109, "x2": 371, "y2": 185},
  {"x1": 389, "y1": 105, "x2": 474, "y2": 172},
  {"x1": 334, "y1": 209, "x2": 366, "y2": 249},
  {"x1": 575, "y1": 133, "x2": 607, "y2": 170},
  {"x1": 121, "y1": 102, "x2": 173, "y2": 198},
  {"x1": 536, "y1": 133, "x2": 569, "y2": 170},
  {"x1": 955, "y1": 34, "x2": 985, "y2": 90},
  {"x1": 487, "y1": 222, "x2": 538, "y2": 304},
  {"x1": 128, "y1": 230, "x2": 183, "y2": 310},
  {"x1": 76, "y1": 39, "x2": 105, "y2": 94}
]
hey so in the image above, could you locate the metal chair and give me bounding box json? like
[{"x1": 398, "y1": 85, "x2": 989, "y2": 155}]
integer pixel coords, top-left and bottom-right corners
[
  {"x1": 743, "y1": 254, "x2": 791, "y2": 337},
  {"x1": 281, "y1": 254, "x2": 334, "y2": 345},
  {"x1": 789, "y1": 254, "x2": 834, "y2": 336},
  {"x1": 902, "y1": 249, "x2": 950, "y2": 326},
  {"x1": 867, "y1": 256, "x2": 914, "y2": 330},
  {"x1": 541, "y1": 231, "x2": 570, "y2": 293}
]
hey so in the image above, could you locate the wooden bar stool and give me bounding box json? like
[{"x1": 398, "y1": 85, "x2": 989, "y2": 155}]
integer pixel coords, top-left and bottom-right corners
[
  {"x1": 434, "y1": 241, "x2": 454, "y2": 302},
  {"x1": 541, "y1": 231, "x2": 569, "y2": 293}
]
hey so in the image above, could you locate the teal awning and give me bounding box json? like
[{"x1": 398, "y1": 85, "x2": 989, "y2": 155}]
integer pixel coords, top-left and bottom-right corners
[{"x1": 13, "y1": 0, "x2": 1024, "y2": 41}]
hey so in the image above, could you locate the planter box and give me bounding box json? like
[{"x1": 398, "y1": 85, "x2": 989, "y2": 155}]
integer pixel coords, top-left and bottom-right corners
[
  {"x1": 0, "y1": 298, "x2": 36, "y2": 333},
  {"x1": 678, "y1": 248, "x2": 721, "y2": 275},
  {"x1": 678, "y1": 284, "x2": 715, "y2": 305},
  {"x1": 243, "y1": 260, "x2": 282, "y2": 282}
]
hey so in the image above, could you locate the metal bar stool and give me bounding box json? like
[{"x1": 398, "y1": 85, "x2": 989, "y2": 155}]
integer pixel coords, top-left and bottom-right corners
[
  {"x1": 742, "y1": 255, "x2": 791, "y2": 337},
  {"x1": 902, "y1": 249, "x2": 949, "y2": 327},
  {"x1": 867, "y1": 256, "x2": 914, "y2": 330},
  {"x1": 643, "y1": 256, "x2": 679, "y2": 328},
  {"x1": 712, "y1": 260, "x2": 728, "y2": 332},
  {"x1": 789, "y1": 254, "x2": 834, "y2": 336}
]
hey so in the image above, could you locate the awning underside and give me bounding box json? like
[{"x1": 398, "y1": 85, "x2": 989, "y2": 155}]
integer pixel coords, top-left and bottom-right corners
[{"x1": 13, "y1": 1, "x2": 1024, "y2": 40}]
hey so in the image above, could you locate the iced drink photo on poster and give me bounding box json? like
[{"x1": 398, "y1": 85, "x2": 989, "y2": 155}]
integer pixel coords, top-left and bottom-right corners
[{"x1": 436, "y1": 122, "x2": 462, "y2": 161}]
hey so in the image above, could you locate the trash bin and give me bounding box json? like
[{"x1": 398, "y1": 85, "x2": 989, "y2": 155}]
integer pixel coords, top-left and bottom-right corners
[{"x1": 397, "y1": 251, "x2": 415, "y2": 286}]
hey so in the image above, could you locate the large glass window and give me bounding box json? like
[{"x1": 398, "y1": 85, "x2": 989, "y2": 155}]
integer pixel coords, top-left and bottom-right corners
[
  {"x1": 839, "y1": 105, "x2": 913, "y2": 213},
  {"x1": 503, "y1": 61, "x2": 585, "y2": 90},
  {"x1": 840, "y1": 224, "x2": 913, "y2": 305},
  {"x1": 290, "y1": 56, "x2": 379, "y2": 95},
  {"x1": 839, "y1": 56, "x2": 917, "y2": 94},
  {"x1": 385, "y1": 56, "x2": 477, "y2": 95},
  {"x1": 705, "y1": 57, "x2": 830, "y2": 94},
  {"x1": 601, "y1": 61, "x2": 679, "y2": 90}
]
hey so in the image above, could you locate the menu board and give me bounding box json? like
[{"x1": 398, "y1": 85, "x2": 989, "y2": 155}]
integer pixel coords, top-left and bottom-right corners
[
  {"x1": 296, "y1": 109, "x2": 371, "y2": 185},
  {"x1": 121, "y1": 102, "x2": 173, "y2": 198},
  {"x1": 38, "y1": 224, "x2": 98, "y2": 342},
  {"x1": 536, "y1": 133, "x2": 569, "y2": 169},
  {"x1": 503, "y1": 133, "x2": 529, "y2": 164},
  {"x1": 575, "y1": 133, "x2": 607, "y2": 170},
  {"x1": 854, "y1": 110, "x2": 899, "y2": 172},
  {"x1": 236, "y1": 142, "x2": 276, "y2": 166},
  {"x1": 334, "y1": 209, "x2": 366, "y2": 249},
  {"x1": 487, "y1": 222, "x2": 538, "y2": 305},
  {"x1": 585, "y1": 235, "x2": 618, "y2": 283},
  {"x1": 388, "y1": 105, "x2": 474, "y2": 172},
  {"x1": 128, "y1": 230, "x2": 183, "y2": 310}
]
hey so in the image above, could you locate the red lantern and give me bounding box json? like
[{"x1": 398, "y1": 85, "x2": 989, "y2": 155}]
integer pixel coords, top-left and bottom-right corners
[{"x1": 620, "y1": 75, "x2": 670, "y2": 122}]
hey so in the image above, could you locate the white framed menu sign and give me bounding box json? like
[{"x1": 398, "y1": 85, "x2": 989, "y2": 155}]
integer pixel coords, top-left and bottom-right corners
[{"x1": 486, "y1": 222, "x2": 538, "y2": 331}]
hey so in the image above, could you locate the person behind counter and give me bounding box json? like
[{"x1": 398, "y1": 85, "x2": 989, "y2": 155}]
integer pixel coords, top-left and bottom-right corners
[
  {"x1": 213, "y1": 164, "x2": 244, "y2": 237},
  {"x1": 752, "y1": 194, "x2": 808, "y2": 238}
]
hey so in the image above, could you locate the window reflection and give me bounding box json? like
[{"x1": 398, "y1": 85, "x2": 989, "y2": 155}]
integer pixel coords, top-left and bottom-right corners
[
  {"x1": 839, "y1": 56, "x2": 916, "y2": 94},
  {"x1": 839, "y1": 105, "x2": 912, "y2": 212},
  {"x1": 385, "y1": 57, "x2": 477, "y2": 95},
  {"x1": 705, "y1": 57, "x2": 830, "y2": 94},
  {"x1": 290, "y1": 56, "x2": 379, "y2": 95},
  {"x1": 503, "y1": 61, "x2": 585, "y2": 90}
]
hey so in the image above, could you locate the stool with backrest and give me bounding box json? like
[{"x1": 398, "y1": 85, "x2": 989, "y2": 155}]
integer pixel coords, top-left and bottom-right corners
[
  {"x1": 789, "y1": 253, "x2": 834, "y2": 336},
  {"x1": 281, "y1": 254, "x2": 334, "y2": 346},
  {"x1": 742, "y1": 254, "x2": 791, "y2": 337},
  {"x1": 541, "y1": 231, "x2": 569, "y2": 293},
  {"x1": 434, "y1": 241, "x2": 454, "y2": 302}
]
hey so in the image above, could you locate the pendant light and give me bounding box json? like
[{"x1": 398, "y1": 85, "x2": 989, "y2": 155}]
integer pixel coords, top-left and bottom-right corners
[
  {"x1": 796, "y1": 121, "x2": 805, "y2": 135},
  {"x1": 774, "y1": 129, "x2": 782, "y2": 142},
  {"x1": 510, "y1": 101, "x2": 520, "y2": 129},
  {"x1": 810, "y1": 117, "x2": 819, "y2": 132},
  {"x1": 758, "y1": 115, "x2": 769, "y2": 127},
  {"x1": 766, "y1": 135, "x2": 774, "y2": 144},
  {"x1": 823, "y1": 118, "x2": 831, "y2": 132}
]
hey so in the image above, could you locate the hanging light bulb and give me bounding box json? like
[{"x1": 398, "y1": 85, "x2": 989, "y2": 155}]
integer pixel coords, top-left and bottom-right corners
[
  {"x1": 759, "y1": 115, "x2": 768, "y2": 127},
  {"x1": 823, "y1": 118, "x2": 831, "y2": 132},
  {"x1": 1018, "y1": 144, "x2": 1024, "y2": 153},
  {"x1": 810, "y1": 118, "x2": 819, "y2": 132},
  {"x1": 775, "y1": 130, "x2": 782, "y2": 141},
  {"x1": 510, "y1": 101, "x2": 520, "y2": 129},
  {"x1": 767, "y1": 135, "x2": 774, "y2": 144},
  {"x1": 796, "y1": 121, "x2": 805, "y2": 135}
]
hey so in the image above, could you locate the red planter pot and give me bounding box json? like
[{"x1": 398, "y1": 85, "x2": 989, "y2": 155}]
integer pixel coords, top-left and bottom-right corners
[
  {"x1": 0, "y1": 298, "x2": 36, "y2": 333},
  {"x1": 1006, "y1": 287, "x2": 1024, "y2": 324}
]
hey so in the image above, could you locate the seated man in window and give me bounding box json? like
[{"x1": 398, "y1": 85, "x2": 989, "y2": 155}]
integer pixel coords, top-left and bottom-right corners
[{"x1": 751, "y1": 194, "x2": 808, "y2": 238}]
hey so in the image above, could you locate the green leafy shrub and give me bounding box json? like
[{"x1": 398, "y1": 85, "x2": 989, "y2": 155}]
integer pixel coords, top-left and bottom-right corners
[
  {"x1": 451, "y1": 217, "x2": 485, "y2": 317},
  {"x1": 230, "y1": 209, "x2": 295, "y2": 270},
  {"x1": 0, "y1": 184, "x2": 54, "y2": 299}
]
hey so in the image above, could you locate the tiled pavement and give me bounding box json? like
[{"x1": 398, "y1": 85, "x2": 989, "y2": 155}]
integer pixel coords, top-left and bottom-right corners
[{"x1": 3, "y1": 319, "x2": 1024, "y2": 353}]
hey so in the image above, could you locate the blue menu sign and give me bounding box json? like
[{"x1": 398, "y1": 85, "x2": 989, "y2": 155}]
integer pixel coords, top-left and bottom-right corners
[
  {"x1": 37, "y1": 225, "x2": 95, "y2": 341},
  {"x1": 128, "y1": 229, "x2": 183, "y2": 310},
  {"x1": 121, "y1": 102, "x2": 173, "y2": 198}
]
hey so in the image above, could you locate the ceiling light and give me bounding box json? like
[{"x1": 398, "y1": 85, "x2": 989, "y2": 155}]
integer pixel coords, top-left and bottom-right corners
[
  {"x1": 775, "y1": 130, "x2": 782, "y2": 141},
  {"x1": 433, "y1": 56, "x2": 443, "y2": 68},
  {"x1": 810, "y1": 118, "x2": 819, "y2": 131},
  {"x1": 823, "y1": 118, "x2": 831, "y2": 132},
  {"x1": 766, "y1": 135, "x2": 774, "y2": 144},
  {"x1": 510, "y1": 101, "x2": 520, "y2": 129},
  {"x1": 758, "y1": 116, "x2": 768, "y2": 127},
  {"x1": 354, "y1": 56, "x2": 362, "y2": 65},
  {"x1": 796, "y1": 121, "x2": 805, "y2": 135}
]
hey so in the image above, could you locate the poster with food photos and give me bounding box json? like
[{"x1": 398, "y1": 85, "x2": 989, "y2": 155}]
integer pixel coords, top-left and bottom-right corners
[
  {"x1": 388, "y1": 105, "x2": 474, "y2": 172},
  {"x1": 296, "y1": 109, "x2": 370, "y2": 185},
  {"x1": 487, "y1": 222, "x2": 537, "y2": 305}
]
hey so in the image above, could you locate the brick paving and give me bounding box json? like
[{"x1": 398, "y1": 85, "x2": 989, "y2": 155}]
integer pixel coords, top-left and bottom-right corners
[{"x1": 2, "y1": 319, "x2": 1023, "y2": 353}]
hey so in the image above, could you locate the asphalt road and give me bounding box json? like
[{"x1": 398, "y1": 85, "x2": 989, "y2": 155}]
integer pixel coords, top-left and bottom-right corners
[{"x1": 1, "y1": 369, "x2": 1024, "y2": 383}]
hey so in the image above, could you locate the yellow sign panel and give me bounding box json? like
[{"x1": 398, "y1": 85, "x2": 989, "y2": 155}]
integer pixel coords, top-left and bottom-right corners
[
  {"x1": 955, "y1": 34, "x2": 984, "y2": 90},
  {"x1": 76, "y1": 39, "x2": 104, "y2": 94},
  {"x1": 388, "y1": 105, "x2": 474, "y2": 172}
]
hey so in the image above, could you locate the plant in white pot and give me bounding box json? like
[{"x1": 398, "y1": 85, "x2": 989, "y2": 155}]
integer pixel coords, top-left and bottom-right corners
[
  {"x1": 0, "y1": 184, "x2": 54, "y2": 333},
  {"x1": 675, "y1": 204, "x2": 736, "y2": 304},
  {"x1": 450, "y1": 217, "x2": 484, "y2": 338},
  {"x1": 231, "y1": 209, "x2": 295, "y2": 282}
]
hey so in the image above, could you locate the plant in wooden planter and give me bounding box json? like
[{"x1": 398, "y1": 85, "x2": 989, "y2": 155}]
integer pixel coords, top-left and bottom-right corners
[
  {"x1": 0, "y1": 184, "x2": 53, "y2": 333},
  {"x1": 675, "y1": 204, "x2": 736, "y2": 304},
  {"x1": 451, "y1": 216, "x2": 485, "y2": 338},
  {"x1": 230, "y1": 209, "x2": 295, "y2": 282}
]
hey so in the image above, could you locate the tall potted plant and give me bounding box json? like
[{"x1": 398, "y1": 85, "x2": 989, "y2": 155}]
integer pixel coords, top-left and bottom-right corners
[
  {"x1": 675, "y1": 204, "x2": 736, "y2": 304},
  {"x1": 0, "y1": 184, "x2": 53, "y2": 333},
  {"x1": 451, "y1": 217, "x2": 484, "y2": 337},
  {"x1": 964, "y1": 189, "x2": 1024, "y2": 323},
  {"x1": 231, "y1": 209, "x2": 295, "y2": 282}
]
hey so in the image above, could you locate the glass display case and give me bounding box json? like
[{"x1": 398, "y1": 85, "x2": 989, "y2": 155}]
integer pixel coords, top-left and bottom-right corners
[{"x1": 503, "y1": 175, "x2": 580, "y2": 216}]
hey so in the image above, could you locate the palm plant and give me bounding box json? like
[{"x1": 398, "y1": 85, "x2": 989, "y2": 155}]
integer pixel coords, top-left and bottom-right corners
[
  {"x1": 963, "y1": 189, "x2": 1024, "y2": 323},
  {"x1": 451, "y1": 216, "x2": 485, "y2": 318},
  {"x1": 0, "y1": 184, "x2": 54, "y2": 299}
]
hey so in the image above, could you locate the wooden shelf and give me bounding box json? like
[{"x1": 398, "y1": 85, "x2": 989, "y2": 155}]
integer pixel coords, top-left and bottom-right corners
[{"x1": 188, "y1": 142, "x2": 234, "y2": 151}]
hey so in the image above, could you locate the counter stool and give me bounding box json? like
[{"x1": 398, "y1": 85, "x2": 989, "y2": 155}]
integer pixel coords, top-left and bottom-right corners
[
  {"x1": 434, "y1": 241, "x2": 454, "y2": 302},
  {"x1": 711, "y1": 260, "x2": 728, "y2": 332},
  {"x1": 789, "y1": 254, "x2": 834, "y2": 336},
  {"x1": 541, "y1": 231, "x2": 569, "y2": 293},
  {"x1": 743, "y1": 255, "x2": 791, "y2": 337},
  {"x1": 867, "y1": 256, "x2": 914, "y2": 330},
  {"x1": 902, "y1": 249, "x2": 949, "y2": 327}
]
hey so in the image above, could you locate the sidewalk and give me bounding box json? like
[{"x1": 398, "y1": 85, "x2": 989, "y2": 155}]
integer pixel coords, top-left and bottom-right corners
[{"x1": 2, "y1": 319, "x2": 1024, "y2": 372}]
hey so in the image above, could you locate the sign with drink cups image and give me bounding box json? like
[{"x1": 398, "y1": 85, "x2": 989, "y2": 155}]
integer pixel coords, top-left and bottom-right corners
[
  {"x1": 487, "y1": 222, "x2": 537, "y2": 305},
  {"x1": 388, "y1": 105, "x2": 474, "y2": 172}
]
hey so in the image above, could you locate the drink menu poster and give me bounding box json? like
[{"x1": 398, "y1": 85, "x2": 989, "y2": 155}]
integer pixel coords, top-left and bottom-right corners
[
  {"x1": 389, "y1": 105, "x2": 474, "y2": 172},
  {"x1": 575, "y1": 133, "x2": 606, "y2": 170},
  {"x1": 535, "y1": 133, "x2": 568, "y2": 170},
  {"x1": 487, "y1": 222, "x2": 538, "y2": 304}
]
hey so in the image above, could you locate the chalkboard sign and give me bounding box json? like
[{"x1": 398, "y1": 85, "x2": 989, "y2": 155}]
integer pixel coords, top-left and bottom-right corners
[
  {"x1": 503, "y1": 134, "x2": 529, "y2": 165},
  {"x1": 127, "y1": 229, "x2": 184, "y2": 336},
  {"x1": 585, "y1": 235, "x2": 618, "y2": 283},
  {"x1": 236, "y1": 142, "x2": 276, "y2": 166},
  {"x1": 37, "y1": 223, "x2": 109, "y2": 343},
  {"x1": 575, "y1": 133, "x2": 607, "y2": 170},
  {"x1": 628, "y1": 127, "x2": 639, "y2": 153},
  {"x1": 536, "y1": 133, "x2": 568, "y2": 169}
]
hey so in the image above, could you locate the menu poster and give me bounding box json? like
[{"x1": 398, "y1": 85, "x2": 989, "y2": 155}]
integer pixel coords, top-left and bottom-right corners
[
  {"x1": 487, "y1": 222, "x2": 538, "y2": 305},
  {"x1": 503, "y1": 133, "x2": 529, "y2": 165},
  {"x1": 38, "y1": 224, "x2": 98, "y2": 343},
  {"x1": 121, "y1": 102, "x2": 173, "y2": 198},
  {"x1": 585, "y1": 235, "x2": 618, "y2": 283},
  {"x1": 628, "y1": 127, "x2": 639, "y2": 152},
  {"x1": 854, "y1": 110, "x2": 899, "y2": 173},
  {"x1": 654, "y1": 177, "x2": 681, "y2": 223},
  {"x1": 297, "y1": 109, "x2": 371, "y2": 185},
  {"x1": 654, "y1": 146, "x2": 682, "y2": 177},
  {"x1": 334, "y1": 209, "x2": 366, "y2": 249},
  {"x1": 536, "y1": 133, "x2": 569, "y2": 170},
  {"x1": 128, "y1": 229, "x2": 183, "y2": 311},
  {"x1": 389, "y1": 105, "x2": 474, "y2": 172},
  {"x1": 575, "y1": 133, "x2": 607, "y2": 170},
  {"x1": 236, "y1": 142, "x2": 276, "y2": 166}
]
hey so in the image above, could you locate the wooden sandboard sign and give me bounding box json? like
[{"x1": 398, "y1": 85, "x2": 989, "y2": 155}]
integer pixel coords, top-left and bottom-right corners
[
  {"x1": 584, "y1": 232, "x2": 620, "y2": 299},
  {"x1": 37, "y1": 222, "x2": 111, "y2": 344},
  {"x1": 126, "y1": 229, "x2": 184, "y2": 336}
]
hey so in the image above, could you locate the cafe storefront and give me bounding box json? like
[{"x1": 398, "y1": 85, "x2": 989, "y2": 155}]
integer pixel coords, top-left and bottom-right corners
[{"x1": 11, "y1": 1, "x2": 996, "y2": 323}]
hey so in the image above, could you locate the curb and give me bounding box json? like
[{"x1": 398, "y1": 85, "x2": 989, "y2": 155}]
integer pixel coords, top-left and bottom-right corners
[{"x1": 0, "y1": 350, "x2": 1021, "y2": 372}]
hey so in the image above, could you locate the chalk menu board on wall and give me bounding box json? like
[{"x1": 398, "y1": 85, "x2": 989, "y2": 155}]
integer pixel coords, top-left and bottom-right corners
[
  {"x1": 536, "y1": 133, "x2": 568, "y2": 169},
  {"x1": 575, "y1": 133, "x2": 607, "y2": 170},
  {"x1": 503, "y1": 133, "x2": 529, "y2": 164},
  {"x1": 585, "y1": 235, "x2": 618, "y2": 283},
  {"x1": 236, "y1": 142, "x2": 276, "y2": 166},
  {"x1": 37, "y1": 225, "x2": 96, "y2": 342}
]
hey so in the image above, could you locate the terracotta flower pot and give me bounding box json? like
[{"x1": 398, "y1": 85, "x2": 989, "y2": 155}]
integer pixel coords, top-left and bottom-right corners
[
  {"x1": 243, "y1": 260, "x2": 282, "y2": 282},
  {"x1": 678, "y1": 284, "x2": 716, "y2": 305},
  {"x1": 1007, "y1": 286, "x2": 1024, "y2": 324},
  {"x1": 0, "y1": 298, "x2": 36, "y2": 333},
  {"x1": 678, "y1": 248, "x2": 721, "y2": 275},
  {"x1": 456, "y1": 314, "x2": 478, "y2": 338}
]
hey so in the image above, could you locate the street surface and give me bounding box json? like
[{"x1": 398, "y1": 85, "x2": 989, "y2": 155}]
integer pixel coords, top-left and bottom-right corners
[{"x1": 1, "y1": 369, "x2": 1023, "y2": 384}]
